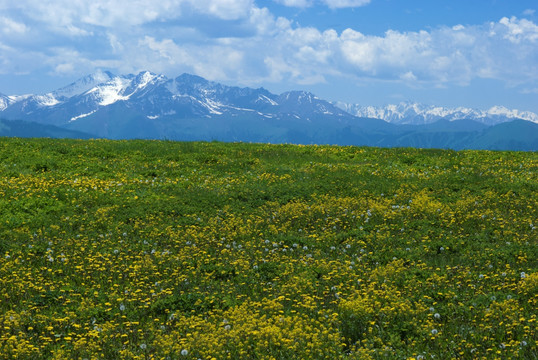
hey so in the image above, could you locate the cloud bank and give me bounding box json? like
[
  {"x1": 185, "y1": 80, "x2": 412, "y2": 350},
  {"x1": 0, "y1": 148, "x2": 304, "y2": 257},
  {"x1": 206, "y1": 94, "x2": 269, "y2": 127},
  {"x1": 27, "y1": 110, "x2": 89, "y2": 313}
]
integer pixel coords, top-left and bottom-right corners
[{"x1": 0, "y1": 0, "x2": 537, "y2": 92}]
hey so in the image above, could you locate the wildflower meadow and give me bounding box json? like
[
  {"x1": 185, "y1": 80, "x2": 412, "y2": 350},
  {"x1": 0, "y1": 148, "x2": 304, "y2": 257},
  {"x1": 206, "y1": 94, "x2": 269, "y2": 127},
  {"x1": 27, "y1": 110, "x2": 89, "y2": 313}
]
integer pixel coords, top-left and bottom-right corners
[{"x1": 0, "y1": 138, "x2": 536, "y2": 359}]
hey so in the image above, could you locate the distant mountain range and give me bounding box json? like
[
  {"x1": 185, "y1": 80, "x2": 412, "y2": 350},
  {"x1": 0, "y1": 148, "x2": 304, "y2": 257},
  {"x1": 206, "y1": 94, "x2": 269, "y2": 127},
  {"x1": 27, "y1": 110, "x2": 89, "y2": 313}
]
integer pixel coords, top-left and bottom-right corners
[
  {"x1": 1, "y1": 71, "x2": 537, "y2": 151},
  {"x1": 336, "y1": 101, "x2": 538, "y2": 126}
]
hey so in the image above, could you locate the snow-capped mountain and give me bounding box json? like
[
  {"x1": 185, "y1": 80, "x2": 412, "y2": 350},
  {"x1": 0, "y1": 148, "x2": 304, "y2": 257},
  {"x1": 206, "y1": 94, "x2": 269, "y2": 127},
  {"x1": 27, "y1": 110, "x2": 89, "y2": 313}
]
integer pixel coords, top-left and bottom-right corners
[
  {"x1": 0, "y1": 71, "x2": 357, "y2": 140},
  {"x1": 0, "y1": 93, "x2": 30, "y2": 111},
  {"x1": 336, "y1": 101, "x2": 538, "y2": 126},
  {"x1": 1, "y1": 72, "x2": 537, "y2": 150}
]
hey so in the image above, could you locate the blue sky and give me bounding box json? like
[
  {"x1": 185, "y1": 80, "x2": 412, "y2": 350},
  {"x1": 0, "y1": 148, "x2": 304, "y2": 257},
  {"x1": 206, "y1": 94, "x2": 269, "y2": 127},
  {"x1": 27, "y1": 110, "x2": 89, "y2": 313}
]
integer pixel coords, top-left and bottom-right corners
[{"x1": 1, "y1": 0, "x2": 537, "y2": 111}]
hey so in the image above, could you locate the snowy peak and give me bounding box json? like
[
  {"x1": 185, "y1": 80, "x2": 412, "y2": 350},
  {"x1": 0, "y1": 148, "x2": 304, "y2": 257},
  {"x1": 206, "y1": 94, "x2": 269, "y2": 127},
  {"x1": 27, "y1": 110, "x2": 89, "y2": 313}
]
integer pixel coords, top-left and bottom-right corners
[
  {"x1": 86, "y1": 76, "x2": 133, "y2": 106},
  {"x1": 0, "y1": 93, "x2": 9, "y2": 111},
  {"x1": 132, "y1": 71, "x2": 165, "y2": 90},
  {"x1": 78, "y1": 71, "x2": 168, "y2": 106},
  {"x1": 53, "y1": 70, "x2": 115, "y2": 99},
  {"x1": 485, "y1": 105, "x2": 538, "y2": 122},
  {"x1": 337, "y1": 101, "x2": 538, "y2": 125}
]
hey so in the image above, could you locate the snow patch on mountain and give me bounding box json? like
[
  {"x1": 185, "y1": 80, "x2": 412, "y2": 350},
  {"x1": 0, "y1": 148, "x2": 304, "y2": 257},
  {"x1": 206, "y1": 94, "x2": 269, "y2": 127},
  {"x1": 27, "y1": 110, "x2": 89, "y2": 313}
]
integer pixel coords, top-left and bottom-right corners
[
  {"x1": 201, "y1": 98, "x2": 224, "y2": 115},
  {"x1": 0, "y1": 94, "x2": 9, "y2": 111},
  {"x1": 257, "y1": 94, "x2": 278, "y2": 106},
  {"x1": 87, "y1": 77, "x2": 132, "y2": 106},
  {"x1": 136, "y1": 71, "x2": 160, "y2": 89},
  {"x1": 70, "y1": 110, "x2": 97, "y2": 122},
  {"x1": 336, "y1": 101, "x2": 538, "y2": 125},
  {"x1": 35, "y1": 94, "x2": 60, "y2": 107}
]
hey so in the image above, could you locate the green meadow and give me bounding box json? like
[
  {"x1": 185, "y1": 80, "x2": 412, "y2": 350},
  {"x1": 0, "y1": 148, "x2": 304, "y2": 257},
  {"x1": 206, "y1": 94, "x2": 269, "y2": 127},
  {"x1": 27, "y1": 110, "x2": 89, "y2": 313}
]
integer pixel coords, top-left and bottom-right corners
[{"x1": 0, "y1": 138, "x2": 536, "y2": 359}]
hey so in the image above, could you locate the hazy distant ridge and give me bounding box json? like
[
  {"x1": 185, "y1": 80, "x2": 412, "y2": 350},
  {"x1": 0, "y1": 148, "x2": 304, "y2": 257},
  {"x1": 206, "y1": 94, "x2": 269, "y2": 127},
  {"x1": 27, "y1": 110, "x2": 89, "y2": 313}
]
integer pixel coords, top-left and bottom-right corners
[{"x1": 336, "y1": 101, "x2": 538, "y2": 126}]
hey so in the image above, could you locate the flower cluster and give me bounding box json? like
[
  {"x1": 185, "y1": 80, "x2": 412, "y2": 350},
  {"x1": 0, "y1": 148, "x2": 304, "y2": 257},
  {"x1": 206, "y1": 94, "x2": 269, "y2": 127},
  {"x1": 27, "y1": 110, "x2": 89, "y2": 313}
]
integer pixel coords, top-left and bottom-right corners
[{"x1": 0, "y1": 139, "x2": 536, "y2": 359}]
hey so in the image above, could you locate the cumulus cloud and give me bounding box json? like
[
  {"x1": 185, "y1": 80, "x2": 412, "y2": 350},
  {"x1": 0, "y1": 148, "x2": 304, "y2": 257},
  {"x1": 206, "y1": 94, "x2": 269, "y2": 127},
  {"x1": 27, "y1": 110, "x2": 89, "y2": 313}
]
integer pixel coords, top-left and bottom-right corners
[
  {"x1": 0, "y1": 0, "x2": 537, "y2": 92},
  {"x1": 497, "y1": 16, "x2": 538, "y2": 43}
]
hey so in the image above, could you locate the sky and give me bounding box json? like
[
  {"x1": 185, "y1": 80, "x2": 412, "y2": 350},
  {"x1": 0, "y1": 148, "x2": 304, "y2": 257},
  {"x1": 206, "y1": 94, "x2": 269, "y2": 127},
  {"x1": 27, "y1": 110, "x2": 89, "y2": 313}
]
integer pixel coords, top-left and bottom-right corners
[{"x1": 0, "y1": 0, "x2": 537, "y2": 112}]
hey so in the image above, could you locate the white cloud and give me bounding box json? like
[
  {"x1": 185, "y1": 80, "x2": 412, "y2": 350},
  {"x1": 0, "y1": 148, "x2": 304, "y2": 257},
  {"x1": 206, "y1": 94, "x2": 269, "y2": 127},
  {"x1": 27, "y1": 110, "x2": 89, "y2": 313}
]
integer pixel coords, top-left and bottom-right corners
[
  {"x1": 523, "y1": 9, "x2": 535, "y2": 17},
  {"x1": 334, "y1": 17, "x2": 538, "y2": 85},
  {"x1": 274, "y1": 0, "x2": 312, "y2": 8},
  {"x1": 400, "y1": 71, "x2": 417, "y2": 82},
  {"x1": 321, "y1": 0, "x2": 370, "y2": 8},
  {"x1": 54, "y1": 63, "x2": 76, "y2": 75},
  {"x1": 0, "y1": 0, "x2": 538, "y2": 94},
  {"x1": 3, "y1": 0, "x2": 254, "y2": 29},
  {"x1": 498, "y1": 16, "x2": 538, "y2": 43},
  {"x1": 0, "y1": 16, "x2": 28, "y2": 34}
]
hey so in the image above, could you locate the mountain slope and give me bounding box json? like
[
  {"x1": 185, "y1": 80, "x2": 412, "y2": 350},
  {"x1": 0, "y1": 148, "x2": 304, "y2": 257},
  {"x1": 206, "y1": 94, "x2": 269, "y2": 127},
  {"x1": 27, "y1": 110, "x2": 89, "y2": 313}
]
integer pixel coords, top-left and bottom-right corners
[
  {"x1": 469, "y1": 120, "x2": 538, "y2": 151},
  {"x1": 0, "y1": 118, "x2": 96, "y2": 139}
]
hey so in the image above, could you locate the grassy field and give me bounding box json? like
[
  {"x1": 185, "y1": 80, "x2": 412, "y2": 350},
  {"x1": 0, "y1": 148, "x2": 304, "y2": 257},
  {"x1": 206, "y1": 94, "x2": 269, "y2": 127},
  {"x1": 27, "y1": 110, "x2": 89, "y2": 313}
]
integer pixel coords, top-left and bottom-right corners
[{"x1": 0, "y1": 138, "x2": 536, "y2": 359}]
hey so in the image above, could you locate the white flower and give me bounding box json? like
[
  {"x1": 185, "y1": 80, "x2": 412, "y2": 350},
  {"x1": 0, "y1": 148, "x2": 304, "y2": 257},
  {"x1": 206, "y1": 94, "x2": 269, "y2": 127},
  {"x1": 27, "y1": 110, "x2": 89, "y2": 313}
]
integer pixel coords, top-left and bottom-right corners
[
  {"x1": 431, "y1": 329, "x2": 438, "y2": 335},
  {"x1": 119, "y1": 304, "x2": 125, "y2": 311},
  {"x1": 181, "y1": 349, "x2": 189, "y2": 356},
  {"x1": 434, "y1": 313, "x2": 441, "y2": 319},
  {"x1": 520, "y1": 272, "x2": 526, "y2": 279}
]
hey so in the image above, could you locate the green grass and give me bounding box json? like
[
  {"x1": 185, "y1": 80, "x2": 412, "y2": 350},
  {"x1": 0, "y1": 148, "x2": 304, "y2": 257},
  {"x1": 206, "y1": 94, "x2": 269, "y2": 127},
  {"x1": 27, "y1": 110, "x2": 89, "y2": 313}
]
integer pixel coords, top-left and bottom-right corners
[{"x1": 0, "y1": 137, "x2": 536, "y2": 359}]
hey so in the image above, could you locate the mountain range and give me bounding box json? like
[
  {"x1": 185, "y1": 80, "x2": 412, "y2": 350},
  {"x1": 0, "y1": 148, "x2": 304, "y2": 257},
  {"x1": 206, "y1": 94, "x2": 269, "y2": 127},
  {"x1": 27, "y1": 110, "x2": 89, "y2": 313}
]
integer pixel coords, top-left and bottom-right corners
[
  {"x1": 1, "y1": 70, "x2": 537, "y2": 151},
  {"x1": 336, "y1": 102, "x2": 538, "y2": 126}
]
